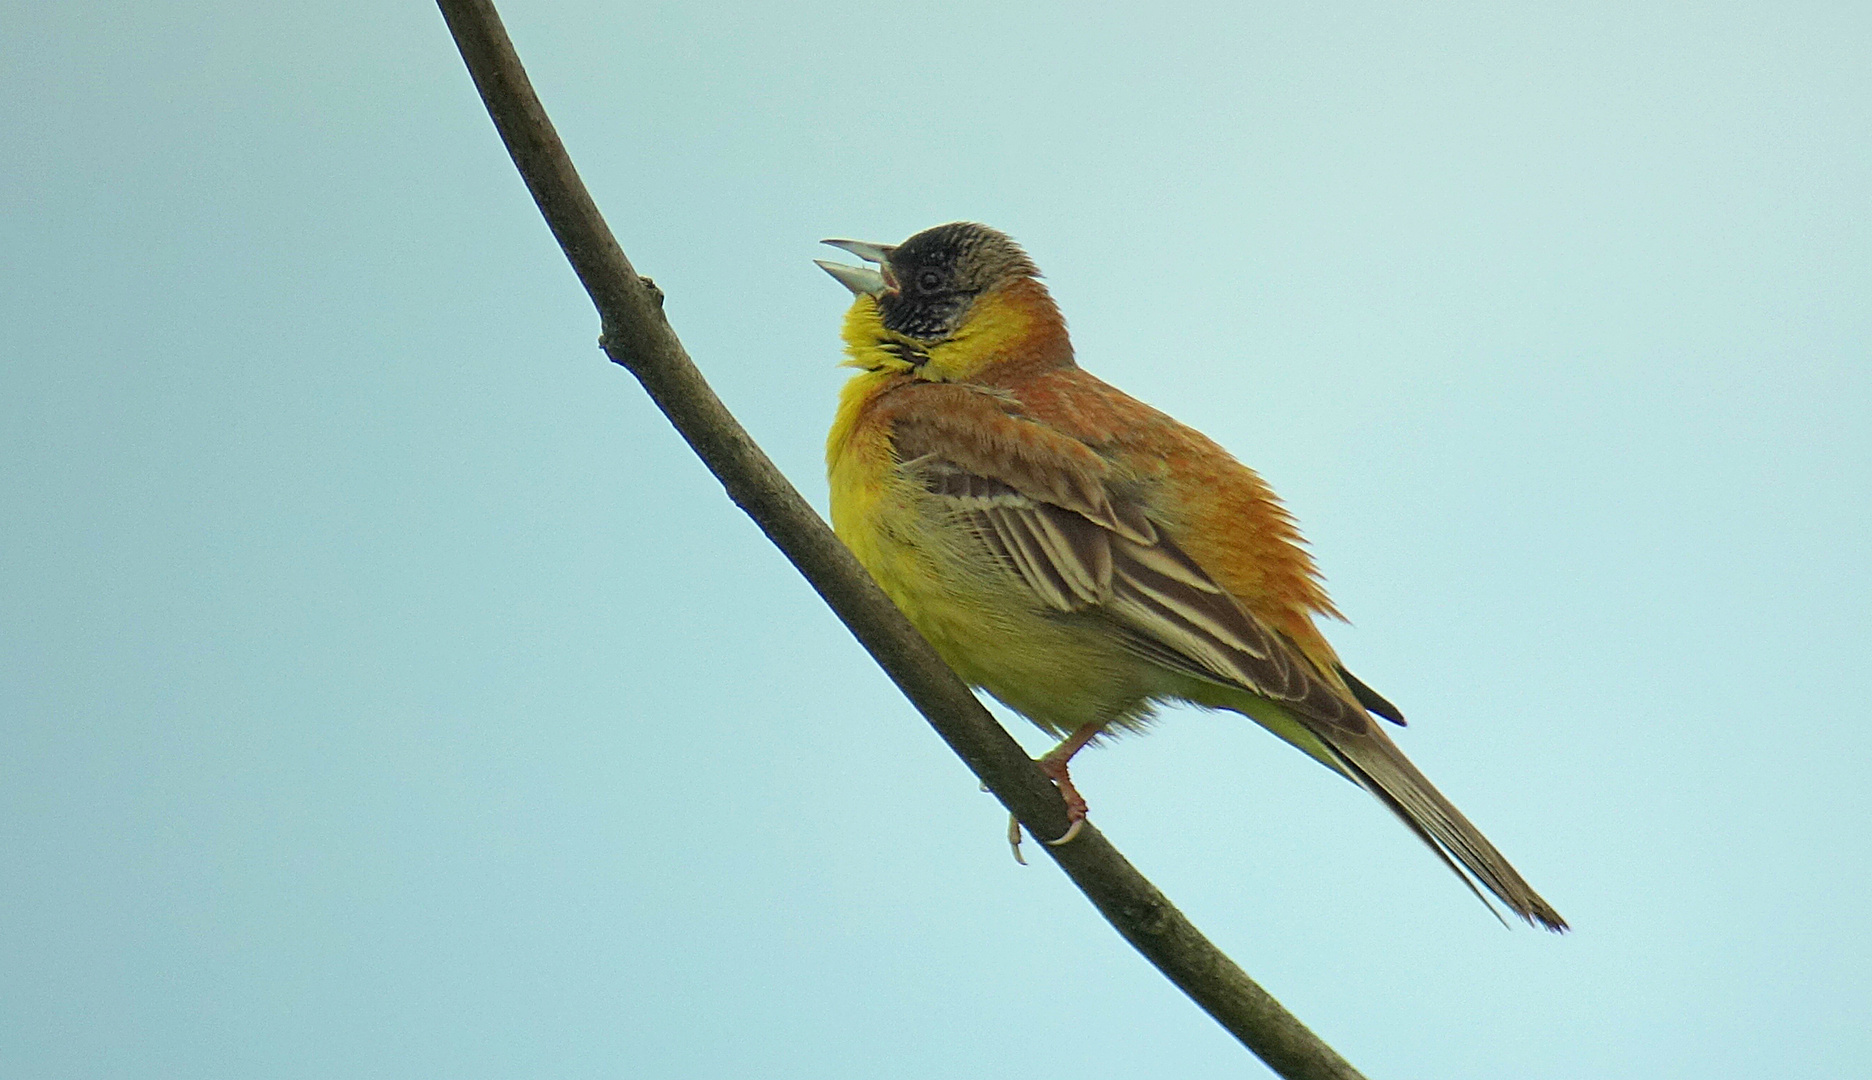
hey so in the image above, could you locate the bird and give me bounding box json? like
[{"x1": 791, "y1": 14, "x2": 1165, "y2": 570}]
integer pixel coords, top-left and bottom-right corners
[{"x1": 816, "y1": 222, "x2": 1566, "y2": 931}]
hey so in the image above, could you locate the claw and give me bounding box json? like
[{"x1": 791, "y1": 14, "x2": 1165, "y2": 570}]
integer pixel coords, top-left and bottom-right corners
[
  {"x1": 1007, "y1": 813, "x2": 1028, "y2": 865},
  {"x1": 1044, "y1": 817, "x2": 1085, "y2": 847}
]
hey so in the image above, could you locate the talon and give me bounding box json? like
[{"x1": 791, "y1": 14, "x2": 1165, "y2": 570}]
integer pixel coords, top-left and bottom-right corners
[
  {"x1": 1007, "y1": 812, "x2": 1027, "y2": 865},
  {"x1": 1045, "y1": 817, "x2": 1085, "y2": 847}
]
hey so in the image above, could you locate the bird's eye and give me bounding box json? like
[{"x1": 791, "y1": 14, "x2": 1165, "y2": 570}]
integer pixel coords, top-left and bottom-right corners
[{"x1": 916, "y1": 269, "x2": 944, "y2": 292}]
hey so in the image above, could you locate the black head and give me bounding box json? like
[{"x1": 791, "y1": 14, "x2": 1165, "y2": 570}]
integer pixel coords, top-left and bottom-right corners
[{"x1": 821, "y1": 223, "x2": 1040, "y2": 342}]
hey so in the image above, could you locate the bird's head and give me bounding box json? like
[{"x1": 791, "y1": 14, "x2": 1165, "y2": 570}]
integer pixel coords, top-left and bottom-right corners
[{"x1": 816, "y1": 222, "x2": 1071, "y2": 382}]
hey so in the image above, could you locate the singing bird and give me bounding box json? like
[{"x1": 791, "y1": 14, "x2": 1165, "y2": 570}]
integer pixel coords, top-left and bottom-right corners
[{"x1": 817, "y1": 222, "x2": 1565, "y2": 931}]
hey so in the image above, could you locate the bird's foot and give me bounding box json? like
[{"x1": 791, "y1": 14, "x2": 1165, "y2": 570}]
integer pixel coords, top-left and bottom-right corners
[
  {"x1": 1038, "y1": 755, "x2": 1088, "y2": 847},
  {"x1": 1005, "y1": 756, "x2": 1090, "y2": 862}
]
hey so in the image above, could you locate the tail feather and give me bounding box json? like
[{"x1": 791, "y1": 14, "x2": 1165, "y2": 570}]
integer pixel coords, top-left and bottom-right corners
[{"x1": 1320, "y1": 726, "x2": 1568, "y2": 932}]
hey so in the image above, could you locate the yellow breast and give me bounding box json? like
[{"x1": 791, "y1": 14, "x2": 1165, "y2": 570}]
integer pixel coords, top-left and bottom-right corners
[{"x1": 826, "y1": 369, "x2": 947, "y2": 627}]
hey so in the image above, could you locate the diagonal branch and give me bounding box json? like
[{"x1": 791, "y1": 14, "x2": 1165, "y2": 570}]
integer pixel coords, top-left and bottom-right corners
[{"x1": 433, "y1": 3, "x2": 1368, "y2": 1077}]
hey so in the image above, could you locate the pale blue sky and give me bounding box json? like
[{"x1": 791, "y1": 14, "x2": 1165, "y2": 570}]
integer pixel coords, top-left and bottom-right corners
[{"x1": 3, "y1": 2, "x2": 1868, "y2": 1077}]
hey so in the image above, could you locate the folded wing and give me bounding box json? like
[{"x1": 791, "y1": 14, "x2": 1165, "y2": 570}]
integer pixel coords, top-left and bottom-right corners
[
  {"x1": 903, "y1": 446, "x2": 1568, "y2": 932},
  {"x1": 913, "y1": 460, "x2": 1372, "y2": 734}
]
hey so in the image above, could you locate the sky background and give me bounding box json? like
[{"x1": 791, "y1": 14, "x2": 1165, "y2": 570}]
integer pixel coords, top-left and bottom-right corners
[{"x1": 3, "y1": 2, "x2": 1869, "y2": 1077}]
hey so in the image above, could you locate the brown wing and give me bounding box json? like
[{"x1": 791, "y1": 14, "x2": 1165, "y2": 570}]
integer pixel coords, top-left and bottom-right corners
[
  {"x1": 893, "y1": 399, "x2": 1564, "y2": 930},
  {"x1": 910, "y1": 459, "x2": 1371, "y2": 734}
]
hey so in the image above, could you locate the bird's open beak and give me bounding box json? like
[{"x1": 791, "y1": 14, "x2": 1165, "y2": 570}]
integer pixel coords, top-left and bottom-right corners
[{"x1": 815, "y1": 238, "x2": 896, "y2": 297}]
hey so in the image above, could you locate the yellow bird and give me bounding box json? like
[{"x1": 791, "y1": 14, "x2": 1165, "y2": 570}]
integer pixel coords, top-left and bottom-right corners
[{"x1": 817, "y1": 222, "x2": 1565, "y2": 931}]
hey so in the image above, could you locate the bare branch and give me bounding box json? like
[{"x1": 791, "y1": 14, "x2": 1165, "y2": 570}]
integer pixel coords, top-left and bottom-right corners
[{"x1": 433, "y1": 3, "x2": 1368, "y2": 1076}]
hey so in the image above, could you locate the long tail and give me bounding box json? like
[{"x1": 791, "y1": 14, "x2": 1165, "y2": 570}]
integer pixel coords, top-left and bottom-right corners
[{"x1": 1318, "y1": 724, "x2": 1568, "y2": 932}]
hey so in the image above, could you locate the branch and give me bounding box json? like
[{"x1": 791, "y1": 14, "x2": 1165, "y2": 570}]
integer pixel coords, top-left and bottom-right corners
[{"x1": 433, "y1": 3, "x2": 1368, "y2": 1077}]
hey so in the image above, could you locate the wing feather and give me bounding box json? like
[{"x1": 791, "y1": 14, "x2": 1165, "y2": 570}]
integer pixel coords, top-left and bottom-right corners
[
  {"x1": 986, "y1": 504, "x2": 1083, "y2": 610},
  {"x1": 906, "y1": 456, "x2": 1369, "y2": 733}
]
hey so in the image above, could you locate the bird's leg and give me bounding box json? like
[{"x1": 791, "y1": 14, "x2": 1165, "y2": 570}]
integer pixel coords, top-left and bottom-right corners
[{"x1": 1037, "y1": 722, "x2": 1103, "y2": 846}]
